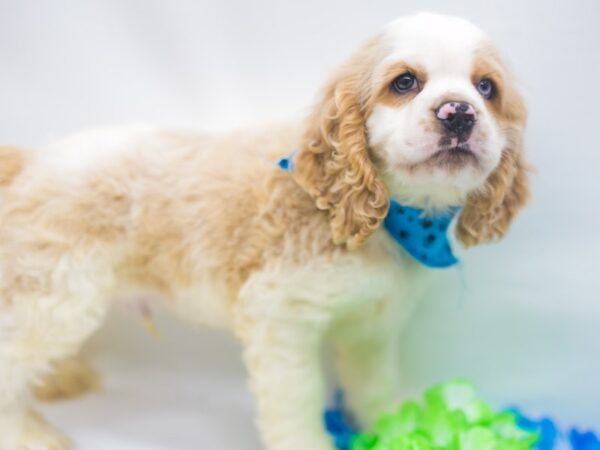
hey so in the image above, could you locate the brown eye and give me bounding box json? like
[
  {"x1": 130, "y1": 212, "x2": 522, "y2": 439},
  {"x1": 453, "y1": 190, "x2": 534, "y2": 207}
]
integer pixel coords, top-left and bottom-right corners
[
  {"x1": 392, "y1": 73, "x2": 418, "y2": 93},
  {"x1": 477, "y1": 78, "x2": 495, "y2": 99}
]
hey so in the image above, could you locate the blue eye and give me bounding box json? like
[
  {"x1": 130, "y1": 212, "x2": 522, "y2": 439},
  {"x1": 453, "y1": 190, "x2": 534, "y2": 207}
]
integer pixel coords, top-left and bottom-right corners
[
  {"x1": 477, "y1": 78, "x2": 495, "y2": 99},
  {"x1": 392, "y1": 73, "x2": 418, "y2": 93}
]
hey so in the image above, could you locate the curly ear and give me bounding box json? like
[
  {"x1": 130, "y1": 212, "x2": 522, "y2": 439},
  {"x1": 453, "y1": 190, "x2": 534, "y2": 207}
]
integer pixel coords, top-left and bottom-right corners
[
  {"x1": 294, "y1": 48, "x2": 389, "y2": 250},
  {"x1": 456, "y1": 96, "x2": 531, "y2": 247}
]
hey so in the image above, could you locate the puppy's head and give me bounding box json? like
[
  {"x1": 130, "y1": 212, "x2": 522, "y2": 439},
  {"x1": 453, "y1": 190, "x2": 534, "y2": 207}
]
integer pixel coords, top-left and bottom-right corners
[{"x1": 295, "y1": 13, "x2": 529, "y2": 250}]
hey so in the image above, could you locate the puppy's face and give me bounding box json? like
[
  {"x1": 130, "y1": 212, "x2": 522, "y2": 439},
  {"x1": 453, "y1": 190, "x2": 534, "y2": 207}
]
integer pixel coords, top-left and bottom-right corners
[
  {"x1": 296, "y1": 13, "x2": 529, "y2": 249},
  {"x1": 367, "y1": 14, "x2": 513, "y2": 207}
]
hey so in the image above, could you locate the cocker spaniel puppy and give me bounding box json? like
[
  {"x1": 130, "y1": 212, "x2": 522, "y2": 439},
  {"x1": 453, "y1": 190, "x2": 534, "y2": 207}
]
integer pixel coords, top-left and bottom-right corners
[{"x1": 0, "y1": 12, "x2": 528, "y2": 450}]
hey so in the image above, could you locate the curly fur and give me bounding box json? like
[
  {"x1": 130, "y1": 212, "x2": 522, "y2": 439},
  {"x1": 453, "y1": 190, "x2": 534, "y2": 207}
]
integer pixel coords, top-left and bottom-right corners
[
  {"x1": 295, "y1": 39, "x2": 390, "y2": 250},
  {"x1": 456, "y1": 141, "x2": 530, "y2": 246},
  {"x1": 457, "y1": 56, "x2": 531, "y2": 246}
]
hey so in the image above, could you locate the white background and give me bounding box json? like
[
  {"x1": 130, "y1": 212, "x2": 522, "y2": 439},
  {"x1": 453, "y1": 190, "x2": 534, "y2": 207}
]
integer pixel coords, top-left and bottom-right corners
[{"x1": 1, "y1": 1, "x2": 599, "y2": 449}]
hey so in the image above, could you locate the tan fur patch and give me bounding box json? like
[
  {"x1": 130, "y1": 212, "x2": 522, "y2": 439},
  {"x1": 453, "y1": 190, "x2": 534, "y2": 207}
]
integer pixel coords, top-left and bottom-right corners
[
  {"x1": 0, "y1": 146, "x2": 26, "y2": 185},
  {"x1": 33, "y1": 357, "x2": 101, "y2": 402},
  {"x1": 374, "y1": 61, "x2": 428, "y2": 108}
]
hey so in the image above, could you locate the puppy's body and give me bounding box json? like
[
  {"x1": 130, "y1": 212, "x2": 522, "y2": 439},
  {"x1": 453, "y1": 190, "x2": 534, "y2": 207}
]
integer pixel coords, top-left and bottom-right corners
[
  {"x1": 0, "y1": 13, "x2": 529, "y2": 450},
  {"x1": 2, "y1": 124, "x2": 411, "y2": 318},
  {"x1": 0, "y1": 125, "x2": 421, "y2": 449}
]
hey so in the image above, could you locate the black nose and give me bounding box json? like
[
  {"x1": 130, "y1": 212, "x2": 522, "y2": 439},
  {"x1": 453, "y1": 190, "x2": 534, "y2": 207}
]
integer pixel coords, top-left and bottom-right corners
[{"x1": 436, "y1": 101, "x2": 476, "y2": 139}]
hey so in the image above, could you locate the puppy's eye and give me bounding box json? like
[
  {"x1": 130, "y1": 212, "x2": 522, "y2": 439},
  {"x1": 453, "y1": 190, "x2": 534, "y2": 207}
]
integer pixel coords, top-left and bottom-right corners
[
  {"x1": 477, "y1": 78, "x2": 495, "y2": 99},
  {"x1": 391, "y1": 73, "x2": 418, "y2": 93}
]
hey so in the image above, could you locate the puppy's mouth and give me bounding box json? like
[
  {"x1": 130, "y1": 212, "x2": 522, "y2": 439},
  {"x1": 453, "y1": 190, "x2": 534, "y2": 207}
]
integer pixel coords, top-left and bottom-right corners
[{"x1": 428, "y1": 145, "x2": 478, "y2": 167}]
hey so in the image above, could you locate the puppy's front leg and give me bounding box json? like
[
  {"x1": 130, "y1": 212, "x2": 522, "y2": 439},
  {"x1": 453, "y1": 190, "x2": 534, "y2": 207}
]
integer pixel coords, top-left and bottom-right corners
[
  {"x1": 235, "y1": 311, "x2": 333, "y2": 450},
  {"x1": 331, "y1": 301, "x2": 403, "y2": 429}
]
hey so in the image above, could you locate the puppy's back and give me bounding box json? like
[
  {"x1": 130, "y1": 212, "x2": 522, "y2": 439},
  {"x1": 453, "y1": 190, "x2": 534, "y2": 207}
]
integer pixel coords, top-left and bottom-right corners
[{"x1": 0, "y1": 145, "x2": 27, "y2": 186}]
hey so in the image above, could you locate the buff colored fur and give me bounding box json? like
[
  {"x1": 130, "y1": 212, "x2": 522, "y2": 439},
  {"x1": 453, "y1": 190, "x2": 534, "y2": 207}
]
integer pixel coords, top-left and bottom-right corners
[
  {"x1": 295, "y1": 38, "x2": 390, "y2": 250},
  {"x1": 0, "y1": 13, "x2": 529, "y2": 450},
  {"x1": 456, "y1": 46, "x2": 531, "y2": 246},
  {"x1": 0, "y1": 147, "x2": 26, "y2": 186},
  {"x1": 32, "y1": 358, "x2": 100, "y2": 402}
]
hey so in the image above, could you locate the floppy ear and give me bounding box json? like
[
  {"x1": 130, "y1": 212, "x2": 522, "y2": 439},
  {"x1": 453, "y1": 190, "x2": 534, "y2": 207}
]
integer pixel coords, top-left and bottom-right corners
[
  {"x1": 456, "y1": 90, "x2": 531, "y2": 247},
  {"x1": 293, "y1": 45, "x2": 389, "y2": 250}
]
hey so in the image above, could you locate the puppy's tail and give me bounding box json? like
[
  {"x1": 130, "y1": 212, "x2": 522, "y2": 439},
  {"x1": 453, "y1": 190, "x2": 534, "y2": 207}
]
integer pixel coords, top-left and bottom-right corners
[{"x1": 0, "y1": 145, "x2": 27, "y2": 186}]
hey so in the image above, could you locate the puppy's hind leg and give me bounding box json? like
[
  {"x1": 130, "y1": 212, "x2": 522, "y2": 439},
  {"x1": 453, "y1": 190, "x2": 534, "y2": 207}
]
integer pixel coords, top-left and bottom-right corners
[
  {"x1": 0, "y1": 266, "x2": 113, "y2": 449},
  {"x1": 32, "y1": 356, "x2": 101, "y2": 403}
]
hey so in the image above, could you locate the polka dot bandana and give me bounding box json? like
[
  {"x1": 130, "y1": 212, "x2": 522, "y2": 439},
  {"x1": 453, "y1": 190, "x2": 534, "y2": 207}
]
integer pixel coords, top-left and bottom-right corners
[
  {"x1": 384, "y1": 200, "x2": 459, "y2": 268},
  {"x1": 278, "y1": 153, "x2": 460, "y2": 269}
]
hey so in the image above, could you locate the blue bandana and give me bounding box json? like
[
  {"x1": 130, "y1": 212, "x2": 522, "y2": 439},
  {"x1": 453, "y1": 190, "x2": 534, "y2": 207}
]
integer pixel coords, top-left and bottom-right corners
[
  {"x1": 384, "y1": 201, "x2": 459, "y2": 268},
  {"x1": 278, "y1": 153, "x2": 460, "y2": 269}
]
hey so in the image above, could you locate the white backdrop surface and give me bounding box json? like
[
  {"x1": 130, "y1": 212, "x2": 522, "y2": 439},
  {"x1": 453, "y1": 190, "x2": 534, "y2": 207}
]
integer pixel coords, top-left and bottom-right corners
[{"x1": 1, "y1": 1, "x2": 600, "y2": 449}]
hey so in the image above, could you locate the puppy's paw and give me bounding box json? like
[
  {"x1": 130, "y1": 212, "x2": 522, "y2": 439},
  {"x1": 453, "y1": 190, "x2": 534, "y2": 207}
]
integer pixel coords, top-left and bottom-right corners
[
  {"x1": 11, "y1": 410, "x2": 72, "y2": 450},
  {"x1": 345, "y1": 393, "x2": 399, "y2": 430},
  {"x1": 33, "y1": 357, "x2": 101, "y2": 402}
]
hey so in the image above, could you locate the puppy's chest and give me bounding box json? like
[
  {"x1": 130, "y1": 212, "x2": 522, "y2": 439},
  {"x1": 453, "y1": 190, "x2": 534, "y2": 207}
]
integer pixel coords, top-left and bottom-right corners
[
  {"x1": 280, "y1": 230, "x2": 428, "y2": 312},
  {"x1": 320, "y1": 234, "x2": 432, "y2": 332}
]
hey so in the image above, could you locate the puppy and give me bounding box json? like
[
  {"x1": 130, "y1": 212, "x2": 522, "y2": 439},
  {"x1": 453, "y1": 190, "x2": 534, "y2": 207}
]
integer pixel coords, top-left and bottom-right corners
[{"x1": 0, "y1": 12, "x2": 529, "y2": 450}]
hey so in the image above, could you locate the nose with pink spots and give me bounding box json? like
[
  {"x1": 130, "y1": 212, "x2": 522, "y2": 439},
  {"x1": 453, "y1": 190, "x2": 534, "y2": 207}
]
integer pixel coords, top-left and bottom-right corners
[{"x1": 436, "y1": 101, "x2": 477, "y2": 139}]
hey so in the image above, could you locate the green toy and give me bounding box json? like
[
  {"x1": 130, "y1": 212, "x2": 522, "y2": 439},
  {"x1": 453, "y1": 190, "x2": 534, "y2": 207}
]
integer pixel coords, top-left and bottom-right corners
[{"x1": 349, "y1": 379, "x2": 539, "y2": 450}]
